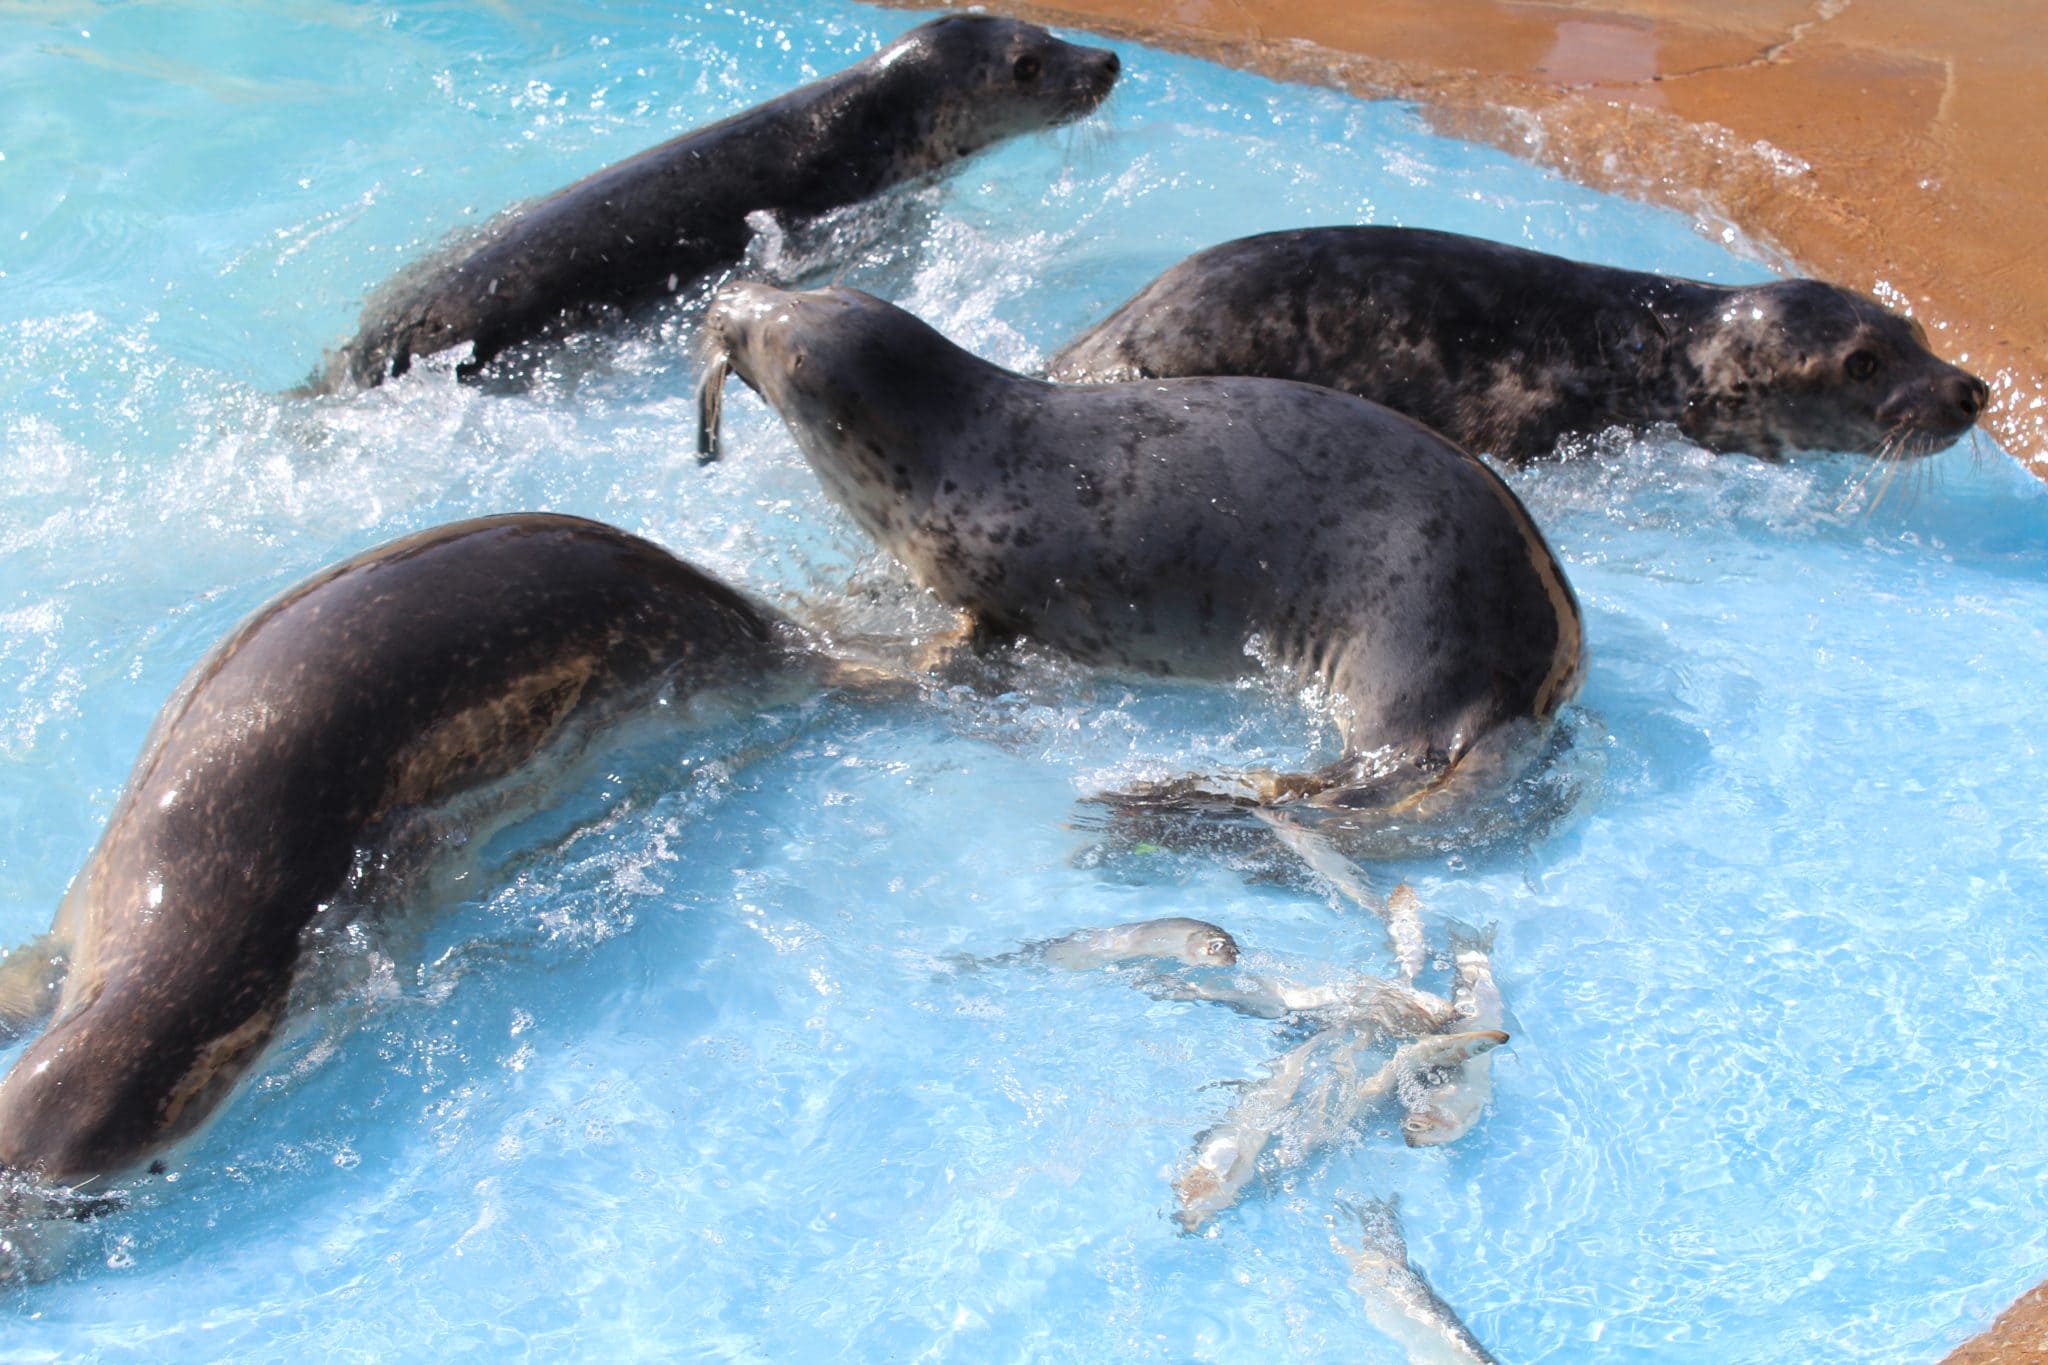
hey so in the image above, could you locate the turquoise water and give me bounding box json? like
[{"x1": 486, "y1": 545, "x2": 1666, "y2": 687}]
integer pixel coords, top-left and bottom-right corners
[{"x1": 3, "y1": 2, "x2": 2045, "y2": 1359}]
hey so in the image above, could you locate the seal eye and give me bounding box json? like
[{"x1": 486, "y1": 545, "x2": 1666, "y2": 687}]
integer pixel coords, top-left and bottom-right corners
[
  {"x1": 1845, "y1": 350, "x2": 1881, "y2": 382},
  {"x1": 1013, "y1": 53, "x2": 1042, "y2": 84}
]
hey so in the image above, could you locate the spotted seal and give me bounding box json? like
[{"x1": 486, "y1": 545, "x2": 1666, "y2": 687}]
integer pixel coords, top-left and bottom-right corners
[
  {"x1": 0, "y1": 514, "x2": 809, "y2": 1191},
  {"x1": 318, "y1": 16, "x2": 1119, "y2": 388},
  {"x1": 699, "y1": 282, "x2": 1584, "y2": 814},
  {"x1": 1047, "y1": 226, "x2": 1988, "y2": 463}
]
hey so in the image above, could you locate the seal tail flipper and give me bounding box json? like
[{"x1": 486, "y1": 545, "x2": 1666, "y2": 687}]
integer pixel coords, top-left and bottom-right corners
[
  {"x1": 1089, "y1": 750, "x2": 1441, "y2": 818},
  {"x1": 696, "y1": 351, "x2": 732, "y2": 464},
  {"x1": 0, "y1": 933, "x2": 66, "y2": 1041},
  {"x1": 1079, "y1": 751, "x2": 1463, "y2": 855}
]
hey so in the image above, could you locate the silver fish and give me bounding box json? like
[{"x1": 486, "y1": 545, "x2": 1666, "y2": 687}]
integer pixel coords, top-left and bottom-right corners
[
  {"x1": 964, "y1": 917, "x2": 1240, "y2": 974},
  {"x1": 1175, "y1": 1029, "x2": 1508, "y2": 1231},
  {"x1": 1331, "y1": 1196, "x2": 1502, "y2": 1365},
  {"x1": 1173, "y1": 1029, "x2": 1342, "y2": 1232},
  {"x1": 1313, "y1": 1030, "x2": 1508, "y2": 1145},
  {"x1": 1403, "y1": 922, "x2": 1502, "y2": 1148},
  {"x1": 1253, "y1": 810, "x2": 1427, "y2": 980},
  {"x1": 1034, "y1": 917, "x2": 1240, "y2": 971},
  {"x1": 1136, "y1": 965, "x2": 1457, "y2": 1035}
]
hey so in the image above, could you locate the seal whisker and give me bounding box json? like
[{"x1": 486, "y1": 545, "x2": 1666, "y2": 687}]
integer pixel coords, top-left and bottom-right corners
[{"x1": 1853, "y1": 425, "x2": 1912, "y2": 517}]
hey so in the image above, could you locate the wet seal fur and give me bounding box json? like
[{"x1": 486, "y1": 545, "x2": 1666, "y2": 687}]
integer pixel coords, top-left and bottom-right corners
[
  {"x1": 318, "y1": 16, "x2": 1118, "y2": 389},
  {"x1": 0, "y1": 514, "x2": 806, "y2": 1191},
  {"x1": 700, "y1": 282, "x2": 1584, "y2": 814},
  {"x1": 1048, "y1": 226, "x2": 1989, "y2": 464}
]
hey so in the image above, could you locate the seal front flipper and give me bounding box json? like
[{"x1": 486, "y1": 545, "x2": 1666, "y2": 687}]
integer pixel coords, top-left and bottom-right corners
[{"x1": 0, "y1": 933, "x2": 65, "y2": 1040}]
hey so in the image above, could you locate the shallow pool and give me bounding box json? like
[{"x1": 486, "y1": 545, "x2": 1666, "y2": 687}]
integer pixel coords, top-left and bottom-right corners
[{"x1": 2, "y1": 2, "x2": 2043, "y2": 1359}]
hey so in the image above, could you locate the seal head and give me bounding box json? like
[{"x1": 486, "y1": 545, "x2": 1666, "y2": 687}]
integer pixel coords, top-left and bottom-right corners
[{"x1": 1678, "y1": 278, "x2": 1987, "y2": 459}]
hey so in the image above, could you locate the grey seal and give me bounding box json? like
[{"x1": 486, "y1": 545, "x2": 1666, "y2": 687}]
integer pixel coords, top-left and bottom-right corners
[
  {"x1": 1047, "y1": 226, "x2": 1988, "y2": 464},
  {"x1": 0, "y1": 514, "x2": 811, "y2": 1191},
  {"x1": 319, "y1": 16, "x2": 1119, "y2": 388},
  {"x1": 699, "y1": 282, "x2": 1584, "y2": 815}
]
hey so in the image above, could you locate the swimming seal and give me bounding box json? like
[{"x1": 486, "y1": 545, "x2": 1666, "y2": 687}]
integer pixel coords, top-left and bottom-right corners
[
  {"x1": 700, "y1": 282, "x2": 1583, "y2": 814},
  {"x1": 318, "y1": 16, "x2": 1118, "y2": 389},
  {"x1": 1047, "y1": 226, "x2": 1989, "y2": 464},
  {"x1": 0, "y1": 514, "x2": 805, "y2": 1188}
]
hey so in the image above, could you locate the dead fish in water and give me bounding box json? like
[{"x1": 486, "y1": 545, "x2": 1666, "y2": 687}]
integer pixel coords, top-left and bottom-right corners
[
  {"x1": 1384, "y1": 884, "x2": 1429, "y2": 984},
  {"x1": 1309, "y1": 1030, "x2": 1508, "y2": 1149},
  {"x1": 1174, "y1": 1029, "x2": 1509, "y2": 1232},
  {"x1": 1037, "y1": 917, "x2": 1240, "y2": 971},
  {"x1": 1331, "y1": 1196, "x2": 1502, "y2": 1365},
  {"x1": 1173, "y1": 1029, "x2": 1343, "y2": 1233},
  {"x1": 1135, "y1": 964, "x2": 1457, "y2": 1036},
  {"x1": 1403, "y1": 922, "x2": 1504, "y2": 1148},
  {"x1": 962, "y1": 917, "x2": 1240, "y2": 974},
  {"x1": 1254, "y1": 808, "x2": 1428, "y2": 980}
]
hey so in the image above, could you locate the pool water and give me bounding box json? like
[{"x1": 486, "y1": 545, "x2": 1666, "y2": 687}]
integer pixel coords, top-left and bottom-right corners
[{"x1": 3, "y1": 2, "x2": 2044, "y2": 1359}]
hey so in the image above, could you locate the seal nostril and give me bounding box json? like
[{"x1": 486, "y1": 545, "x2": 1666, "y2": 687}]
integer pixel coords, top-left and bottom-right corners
[
  {"x1": 1104, "y1": 52, "x2": 1120, "y2": 77},
  {"x1": 1957, "y1": 376, "x2": 1987, "y2": 419}
]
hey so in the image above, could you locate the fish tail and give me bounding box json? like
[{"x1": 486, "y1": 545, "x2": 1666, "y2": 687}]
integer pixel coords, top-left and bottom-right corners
[{"x1": 1443, "y1": 918, "x2": 1496, "y2": 956}]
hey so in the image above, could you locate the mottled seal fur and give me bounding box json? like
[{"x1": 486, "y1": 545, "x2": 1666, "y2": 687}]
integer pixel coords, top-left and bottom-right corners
[
  {"x1": 700, "y1": 282, "x2": 1583, "y2": 812},
  {"x1": 0, "y1": 514, "x2": 804, "y2": 1187},
  {"x1": 1047, "y1": 226, "x2": 1989, "y2": 464},
  {"x1": 319, "y1": 16, "x2": 1118, "y2": 388}
]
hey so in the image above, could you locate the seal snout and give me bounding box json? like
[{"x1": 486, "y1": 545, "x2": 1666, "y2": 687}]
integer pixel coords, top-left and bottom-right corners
[
  {"x1": 1950, "y1": 371, "x2": 1990, "y2": 423},
  {"x1": 1070, "y1": 46, "x2": 1120, "y2": 115},
  {"x1": 1876, "y1": 364, "x2": 1992, "y2": 452},
  {"x1": 1088, "y1": 49, "x2": 1120, "y2": 96}
]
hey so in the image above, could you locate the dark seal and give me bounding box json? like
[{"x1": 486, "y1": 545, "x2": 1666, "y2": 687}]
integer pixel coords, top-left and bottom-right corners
[
  {"x1": 318, "y1": 16, "x2": 1119, "y2": 389},
  {"x1": 700, "y1": 282, "x2": 1583, "y2": 814},
  {"x1": 0, "y1": 514, "x2": 805, "y2": 1189},
  {"x1": 1047, "y1": 226, "x2": 1989, "y2": 463}
]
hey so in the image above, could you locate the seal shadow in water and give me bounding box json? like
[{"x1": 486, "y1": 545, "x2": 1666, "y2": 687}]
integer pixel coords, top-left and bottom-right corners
[
  {"x1": 308, "y1": 15, "x2": 1119, "y2": 392},
  {"x1": 0, "y1": 513, "x2": 879, "y2": 1277}
]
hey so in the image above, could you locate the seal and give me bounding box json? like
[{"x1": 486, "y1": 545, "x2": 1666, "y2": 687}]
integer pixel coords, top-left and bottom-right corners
[
  {"x1": 1047, "y1": 226, "x2": 1990, "y2": 464},
  {"x1": 0, "y1": 514, "x2": 809, "y2": 1190},
  {"x1": 319, "y1": 16, "x2": 1119, "y2": 389},
  {"x1": 699, "y1": 282, "x2": 1584, "y2": 816}
]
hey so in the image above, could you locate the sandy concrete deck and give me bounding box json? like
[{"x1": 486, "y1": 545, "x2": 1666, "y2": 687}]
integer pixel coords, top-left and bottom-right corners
[{"x1": 913, "y1": 0, "x2": 2048, "y2": 473}]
